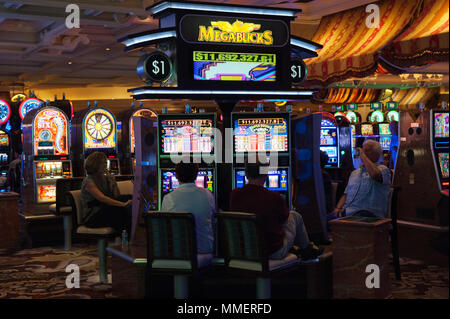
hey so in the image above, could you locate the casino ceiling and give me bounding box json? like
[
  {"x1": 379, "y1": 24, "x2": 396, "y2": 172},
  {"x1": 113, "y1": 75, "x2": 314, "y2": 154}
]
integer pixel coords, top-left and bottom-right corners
[{"x1": 0, "y1": 0, "x2": 448, "y2": 105}]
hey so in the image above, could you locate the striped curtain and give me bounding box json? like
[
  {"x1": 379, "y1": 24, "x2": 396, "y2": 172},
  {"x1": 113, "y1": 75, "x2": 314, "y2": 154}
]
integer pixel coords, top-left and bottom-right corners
[
  {"x1": 380, "y1": 0, "x2": 449, "y2": 69},
  {"x1": 304, "y1": 0, "x2": 422, "y2": 86}
]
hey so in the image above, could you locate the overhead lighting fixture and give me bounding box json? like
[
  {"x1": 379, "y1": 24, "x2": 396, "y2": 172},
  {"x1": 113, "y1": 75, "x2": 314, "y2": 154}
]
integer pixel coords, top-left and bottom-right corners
[
  {"x1": 106, "y1": 47, "x2": 111, "y2": 51},
  {"x1": 67, "y1": 61, "x2": 73, "y2": 65}
]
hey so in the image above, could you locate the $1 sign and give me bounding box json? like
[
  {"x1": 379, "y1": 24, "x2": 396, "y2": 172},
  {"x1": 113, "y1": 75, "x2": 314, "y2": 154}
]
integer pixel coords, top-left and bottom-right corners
[
  {"x1": 290, "y1": 60, "x2": 307, "y2": 84},
  {"x1": 144, "y1": 52, "x2": 171, "y2": 82}
]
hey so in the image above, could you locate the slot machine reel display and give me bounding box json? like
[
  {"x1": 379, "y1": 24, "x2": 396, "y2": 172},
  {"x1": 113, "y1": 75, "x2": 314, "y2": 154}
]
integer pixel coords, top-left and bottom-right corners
[
  {"x1": 21, "y1": 107, "x2": 72, "y2": 214},
  {"x1": 157, "y1": 113, "x2": 217, "y2": 208},
  {"x1": 231, "y1": 112, "x2": 291, "y2": 207},
  {"x1": 319, "y1": 114, "x2": 340, "y2": 167},
  {"x1": 72, "y1": 106, "x2": 120, "y2": 176}
]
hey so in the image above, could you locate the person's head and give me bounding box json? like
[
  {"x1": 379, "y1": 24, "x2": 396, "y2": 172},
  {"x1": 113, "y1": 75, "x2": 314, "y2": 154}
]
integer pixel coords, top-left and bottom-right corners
[
  {"x1": 362, "y1": 139, "x2": 383, "y2": 163},
  {"x1": 245, "y1": 160, "x2": 269, "y2": 186},
  {"x1": 175, "y1": 161, "x2": 199, "y2": 184},
  {"x1": 85, "y1": 152, "x2": 107, "y2": 176},
  {"x1": 319, "y1": 150, "x2": 329, "y2": 169}
]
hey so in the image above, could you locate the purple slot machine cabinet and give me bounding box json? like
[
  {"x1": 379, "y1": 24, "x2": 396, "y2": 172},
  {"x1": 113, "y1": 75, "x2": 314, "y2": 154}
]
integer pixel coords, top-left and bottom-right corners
[
  {"x1": 21, "y1": 107, "x2": 72, "y2": 215},
  {"x1": 157, "y1": 112, "x2": 217, "y2": 209},
  {"x1": 71, "y1": 104, "x2": 120, "y2": 177},
  {"x1": 118, "y1": 103, "x2": 156, "y2": 175},
  {"x1": 231, "y1": 111, "x2": 291, "y2": 208},
  {"x1": 0, "y1": 99, "x2": 12, "y2": 179}
]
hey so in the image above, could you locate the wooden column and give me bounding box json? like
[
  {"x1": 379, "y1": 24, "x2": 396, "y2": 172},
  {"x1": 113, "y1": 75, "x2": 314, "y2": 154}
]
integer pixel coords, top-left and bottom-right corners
[
  {"x1": 330, "y1": 217, "x2": 391, "y2": 299},
  {"x1": 0, "y1": 192, "x2": 20, "y2": 249}
]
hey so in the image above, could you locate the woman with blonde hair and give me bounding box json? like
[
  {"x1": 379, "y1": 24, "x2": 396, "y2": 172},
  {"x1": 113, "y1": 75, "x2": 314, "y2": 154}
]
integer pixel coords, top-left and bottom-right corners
[{"x1": 80, "y1": 152, "x2": 132, "y2": 234}]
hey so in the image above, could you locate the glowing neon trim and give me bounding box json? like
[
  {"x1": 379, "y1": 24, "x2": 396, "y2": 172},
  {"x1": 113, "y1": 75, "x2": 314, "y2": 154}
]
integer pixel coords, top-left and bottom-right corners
[
  {"x1": 122, "y1": 30, "x2": 177, "y2": 47},
  {"x1": 131, "y1": 89, "x2": 314, "y2": 96},
  {"x1": 151, "y1": 2, "x2": 297, "y2": 17},
  {"x1": 290, "y1": 38, "x2": 321, "y2": 52}
]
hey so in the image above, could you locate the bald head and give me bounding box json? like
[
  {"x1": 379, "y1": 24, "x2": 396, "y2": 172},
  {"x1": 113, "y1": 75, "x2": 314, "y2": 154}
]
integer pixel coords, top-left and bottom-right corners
[{"x1": 363, "y1": 139, "x2": 382, "y2": 163}]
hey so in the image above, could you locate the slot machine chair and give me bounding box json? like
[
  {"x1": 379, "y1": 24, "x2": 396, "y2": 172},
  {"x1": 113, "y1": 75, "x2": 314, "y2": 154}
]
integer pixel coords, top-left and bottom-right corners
[
  {"x1": 144, "y1": 212, "x2": 213, "y2": 299},
  {"x1": 216, "y1": 212, "x2": 302, "y2": 299},
  {"x1": 50, "y1": 177, "x2": 84, "y2": 251},
  {"x1": 387, "y1": 186, "x2": 401, "y2": 281},
  {"x1": 68, "y1": 190, "x2": 118, "y2": 284}
]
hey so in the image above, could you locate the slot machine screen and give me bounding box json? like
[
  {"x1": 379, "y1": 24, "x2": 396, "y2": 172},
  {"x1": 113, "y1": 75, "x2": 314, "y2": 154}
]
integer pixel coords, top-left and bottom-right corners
[
  {"x1": 438, "y1": 153, "x2": 449, "y2": 179},
  {"x1": 193, "y1": 51, "x2": 276, "y2": 82},
  {"x1": 378, "y1": 123, "x2": 391, "y2": 135},
  {"x1": 159, "y1": 118, "x2": 214, "y2": 154},
  {"x1": 320, "y1": 146, "x2": 338, "y2": 164},
  {"x1": 361, "y1": 124, "x2": 373, "y2": 136},
  {"x1": 379, "y1": 136, "x2": 391, "y2": 151},
  {"x1": 434, "y1": 112, "x2": 449, "y2": 138},
  {"x1": 0, "y1": 153, "x2": 8, "y2": 164},
  {"x1": 320, "y1": 129, "x2": 337, "y2": 146},
  {"x1": 84, "y1": 109, "x2": 117, "y2": 150},
  {"x1": 351, "y1": 125, "x2": 356, "y2": 136},
  {"x1": 33, "y1": 109, "x2": 69, "y2": 156},
  {"x1": 161, "y1": 169, "x2": 214, "y2": 197},
  {"x1": 235, "y1": 169, "x2": 288, "y2": 191},
  {"x1": 0, "y1": 131, "x2": 8, "y2": 146},
  {"x1": 346, "y1": 111, "x2": 358, "y2": 123},
  {"x1": 234, "y1": 117, "x2": 288, "y2": 153}
]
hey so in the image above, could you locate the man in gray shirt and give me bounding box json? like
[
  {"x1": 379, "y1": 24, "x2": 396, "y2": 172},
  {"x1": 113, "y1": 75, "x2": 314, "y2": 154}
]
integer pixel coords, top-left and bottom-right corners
[
  {"x1": 161, "y1": 161, "x2": 215, "y2": 254},
  {"x1": 333, "y1": 139, "x2": 391, "y2": 219}
]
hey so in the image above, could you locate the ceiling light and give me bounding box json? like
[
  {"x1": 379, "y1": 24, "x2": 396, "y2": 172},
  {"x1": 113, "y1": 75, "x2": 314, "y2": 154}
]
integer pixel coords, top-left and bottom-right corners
[
  {"x1": 67, "y1": 61, "x2": 72, "y2": 65},
  {"x1": 106, "y1": 48, "x2": 111, "y2": 51}
]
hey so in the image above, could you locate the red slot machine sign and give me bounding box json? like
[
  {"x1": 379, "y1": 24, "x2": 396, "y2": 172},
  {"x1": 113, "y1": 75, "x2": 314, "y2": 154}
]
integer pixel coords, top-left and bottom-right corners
[{"x1": 33, "y1": 108, "x2": 69, "y2": 156}]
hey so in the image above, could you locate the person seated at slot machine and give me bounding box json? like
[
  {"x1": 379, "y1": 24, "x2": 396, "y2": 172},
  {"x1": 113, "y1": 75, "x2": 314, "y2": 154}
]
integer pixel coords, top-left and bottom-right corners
[
  {"x1": 81, "y1": 152, "x2": 132, "y2": 235},
  {"x1": 160, "y1": 160, "x2": 216, "y2": 254},
  {"x1": 333, "y1": 140, "x2": 391, "y2": 219},
  {"x1": 229, "y1": 161, "x2": 322, "y2": 261}
]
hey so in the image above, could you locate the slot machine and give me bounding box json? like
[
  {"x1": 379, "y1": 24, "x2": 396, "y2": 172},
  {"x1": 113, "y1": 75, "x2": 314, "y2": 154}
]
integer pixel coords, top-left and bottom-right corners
[
  {"x1": 231, "y1": 112, "x2": 291, "y2": 208},
  {"x1": 318, "y1": 112, "x2": 340, "y2": 168},
  {"x1": 118, "y1": 104, "x2": 156, "y2": 175},
  {"x1": 157, "y1": 112, "x2": 217, "y2": 209},
  {"x1": 0, "y1": 99, "x2": 12, "y2": 178},
  {"x1": 21, "y1": 107, "x2": 72, "y2": 215},
  {"x1": 72, "y1": 105, "x2": 120, "y2": 177},
  {"x1": 393, "y1": 109, "x2": 449, "y2": 227}
]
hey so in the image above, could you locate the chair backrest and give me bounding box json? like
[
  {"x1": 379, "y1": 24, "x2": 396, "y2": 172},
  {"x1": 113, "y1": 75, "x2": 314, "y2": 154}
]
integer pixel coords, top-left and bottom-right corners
[
  {"x1": 55, "y1": 177, "x2": 84, "y2": 214},
  {"x1": 215, "y1": 212, "x2": 268, "y2": 272},
  {"x1": 145, "y1": 212, "x2": 198, "y2": 271},
  {"x1": 331, "y1": 182, "x2": 339, "y2": 208},
  {"x1": 115, "y1": 175, "x2": 134, "y2": 182},
  {"x1": 117, "y1": 180, "x2": 133, "y2": 196},
  {"x1": 387, "y1": 186, "x2": 400, "y2": 220},
  {"x1": 68, "y1": 190, "x2": 84, "y2": 227}
]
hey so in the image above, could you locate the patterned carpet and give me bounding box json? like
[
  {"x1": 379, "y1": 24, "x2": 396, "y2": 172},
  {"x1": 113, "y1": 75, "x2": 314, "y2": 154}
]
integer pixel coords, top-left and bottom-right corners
[{"x1": 0, "y1": 244, "x2": 448, "y2": 299}]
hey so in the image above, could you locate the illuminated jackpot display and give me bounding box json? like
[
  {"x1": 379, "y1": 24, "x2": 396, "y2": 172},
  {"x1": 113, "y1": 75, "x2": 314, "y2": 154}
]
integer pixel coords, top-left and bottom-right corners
[
  {"x1": 130, "y1": 109, "x2": 156, "y2": 154},
  {"x1": 19, "y1": 98, "x2": 43, "y2": 121},
  {"x1": 83, "y1": 108, "x2": 117, "y2": 149},
  {"x1": 234, "y1": 117, "x2": 288, "y2": 152},
  {"x1": 0, "y1": 99, "x2": 11, "y2": 125},
  {"x1": 33, "y1": 108, "x2": 69, "y2": 156},
  {"x1": 160, "y1": 118, "x2": 214, "y2": 154},
  {"x1": 193, "y1": 51, "x2": 276, "y2": 81},
  {"x1": 434, "y1": 112, "x2": 449, "y2": 138}
]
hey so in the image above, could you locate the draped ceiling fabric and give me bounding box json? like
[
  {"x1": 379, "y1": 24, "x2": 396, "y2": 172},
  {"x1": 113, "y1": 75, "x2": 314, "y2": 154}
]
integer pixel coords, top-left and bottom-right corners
[
  {"x1": 304, "y1": 0, "x2": 422, "y2": 86},
  {"x1": 314, "y1": 88, "x2": 381, "y2": 104},
  {"x1": 380, "y1": 0, "x2": 449, "y2": 72},
  {"x1": 390, "y1": 87, "x2": 440, "y2": 106}
]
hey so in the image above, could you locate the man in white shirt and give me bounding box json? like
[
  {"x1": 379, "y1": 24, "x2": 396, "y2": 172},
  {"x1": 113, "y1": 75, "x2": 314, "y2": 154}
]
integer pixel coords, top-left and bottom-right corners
[{"x1": 161, "y1": 161, "x2": 216, "y2": 254}]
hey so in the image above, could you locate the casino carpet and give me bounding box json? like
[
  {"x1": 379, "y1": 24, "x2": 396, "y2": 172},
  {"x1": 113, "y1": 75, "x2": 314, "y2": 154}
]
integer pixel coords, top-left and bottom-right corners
[{"x1": 0, "y1": 244, "x2": 448, "y2": 299}]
